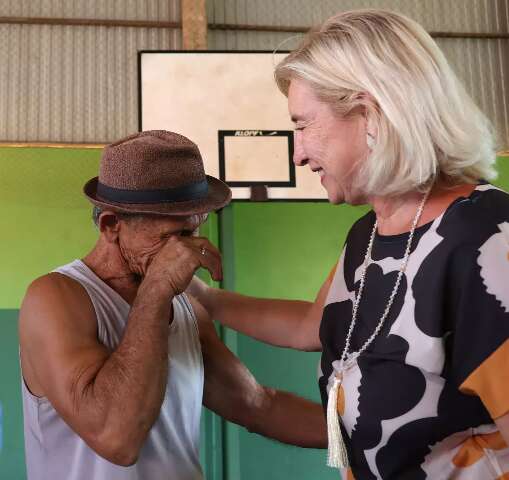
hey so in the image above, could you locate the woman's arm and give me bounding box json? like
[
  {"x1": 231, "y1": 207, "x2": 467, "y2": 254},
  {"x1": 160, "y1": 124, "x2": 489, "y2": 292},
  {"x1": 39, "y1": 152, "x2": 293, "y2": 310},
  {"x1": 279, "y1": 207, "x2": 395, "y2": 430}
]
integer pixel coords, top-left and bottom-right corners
[
  {"x1": 187, "y1": 274, "x2": 333, "y2": 351},
  {"x1": 192, "y1": 296, "x2": 327, "y2": 447}
]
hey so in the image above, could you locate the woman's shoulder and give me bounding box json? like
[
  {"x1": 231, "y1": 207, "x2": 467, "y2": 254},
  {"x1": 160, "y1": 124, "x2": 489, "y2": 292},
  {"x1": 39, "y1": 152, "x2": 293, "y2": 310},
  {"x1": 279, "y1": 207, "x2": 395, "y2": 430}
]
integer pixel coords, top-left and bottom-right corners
[
  {"x1": 437, "y1": 183, "x2": 509, "y2": 244},
  {"x1": 457, "y1": 183, "x2": 509, "y2": 209}
]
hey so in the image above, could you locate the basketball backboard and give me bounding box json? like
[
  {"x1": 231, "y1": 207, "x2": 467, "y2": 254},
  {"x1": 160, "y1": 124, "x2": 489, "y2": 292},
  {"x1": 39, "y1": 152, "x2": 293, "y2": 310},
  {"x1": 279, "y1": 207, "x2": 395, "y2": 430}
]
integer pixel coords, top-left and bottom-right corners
[{"x1": 138, "y1": 51, "x2": 327, "y2": 200}]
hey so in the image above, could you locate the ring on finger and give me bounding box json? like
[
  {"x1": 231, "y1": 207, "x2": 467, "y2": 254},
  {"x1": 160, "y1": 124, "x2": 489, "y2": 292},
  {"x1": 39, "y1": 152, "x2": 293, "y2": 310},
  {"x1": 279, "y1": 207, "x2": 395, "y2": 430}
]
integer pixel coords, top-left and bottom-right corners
[{"x1": 200, "y1": 246, "x2": 207, "y2": 256}]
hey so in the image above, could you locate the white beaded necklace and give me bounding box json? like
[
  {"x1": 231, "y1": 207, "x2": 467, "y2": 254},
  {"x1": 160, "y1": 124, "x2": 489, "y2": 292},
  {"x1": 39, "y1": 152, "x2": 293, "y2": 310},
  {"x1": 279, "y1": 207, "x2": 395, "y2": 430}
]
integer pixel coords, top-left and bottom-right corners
[{"x1": 326, "y1": 187, "x2": 432, "y2": 470}]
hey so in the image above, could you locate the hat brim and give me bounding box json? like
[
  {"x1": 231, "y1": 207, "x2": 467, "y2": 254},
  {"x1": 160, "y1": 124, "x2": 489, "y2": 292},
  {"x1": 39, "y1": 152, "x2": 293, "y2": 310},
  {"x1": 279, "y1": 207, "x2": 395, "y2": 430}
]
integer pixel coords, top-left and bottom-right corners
[{"x1": 84, "y1": 175, "x2": 232, "y2": 216}]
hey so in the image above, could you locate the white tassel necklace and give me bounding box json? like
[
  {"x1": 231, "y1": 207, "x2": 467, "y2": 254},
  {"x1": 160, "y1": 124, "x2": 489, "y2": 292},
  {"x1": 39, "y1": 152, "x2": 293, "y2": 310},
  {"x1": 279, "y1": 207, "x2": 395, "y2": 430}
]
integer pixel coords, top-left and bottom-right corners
[{"x1": 326, "y1": 188, "x2": 431, "y2": 471}]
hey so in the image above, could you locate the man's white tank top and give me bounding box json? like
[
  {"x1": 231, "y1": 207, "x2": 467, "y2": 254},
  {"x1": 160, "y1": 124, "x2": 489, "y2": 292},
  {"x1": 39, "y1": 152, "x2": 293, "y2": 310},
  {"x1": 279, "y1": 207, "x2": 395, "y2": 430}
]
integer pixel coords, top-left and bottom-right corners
[{"x1": 21, "y1": 259, "x2": 204, "y2": 480}]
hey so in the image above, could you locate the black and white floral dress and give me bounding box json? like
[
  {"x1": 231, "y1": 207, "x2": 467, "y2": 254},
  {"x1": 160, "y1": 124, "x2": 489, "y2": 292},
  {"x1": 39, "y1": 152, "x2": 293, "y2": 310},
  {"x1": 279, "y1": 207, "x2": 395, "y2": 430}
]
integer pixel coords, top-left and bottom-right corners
[{"x1": 319, "y1": 184, "x2": 509, "y2": 479}]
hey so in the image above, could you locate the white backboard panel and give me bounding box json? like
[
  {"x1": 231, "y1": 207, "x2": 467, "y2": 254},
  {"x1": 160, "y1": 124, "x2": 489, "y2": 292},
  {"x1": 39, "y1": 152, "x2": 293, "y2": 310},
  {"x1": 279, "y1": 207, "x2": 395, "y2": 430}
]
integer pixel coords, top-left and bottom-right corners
[
  {"x1": 223, "y1": 135, "x2": 290, "y2": 183},
  {"x1": 139, "y1": 51, "x2": 327, "y2": 200}
]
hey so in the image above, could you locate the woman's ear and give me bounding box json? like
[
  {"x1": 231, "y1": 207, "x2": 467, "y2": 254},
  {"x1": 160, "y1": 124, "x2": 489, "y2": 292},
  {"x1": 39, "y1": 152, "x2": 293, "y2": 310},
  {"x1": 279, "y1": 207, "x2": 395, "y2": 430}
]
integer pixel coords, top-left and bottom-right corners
[
  {"x1": 364, "y1": 102, "x2": 380, "y2": 151},
  {"x1": 365, "y1": 114, "x2": 377, "y2": 149},
  {"x1": 357, "y1": 92, "x2": 378, "y2": 148}
]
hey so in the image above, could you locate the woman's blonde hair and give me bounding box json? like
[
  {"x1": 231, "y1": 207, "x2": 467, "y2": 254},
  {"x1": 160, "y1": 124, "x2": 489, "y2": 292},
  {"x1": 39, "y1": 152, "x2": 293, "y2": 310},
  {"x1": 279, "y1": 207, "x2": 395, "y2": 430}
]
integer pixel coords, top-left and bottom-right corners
[{"x1": 275, "y1": 9, "x2": 497, "y2": 197}]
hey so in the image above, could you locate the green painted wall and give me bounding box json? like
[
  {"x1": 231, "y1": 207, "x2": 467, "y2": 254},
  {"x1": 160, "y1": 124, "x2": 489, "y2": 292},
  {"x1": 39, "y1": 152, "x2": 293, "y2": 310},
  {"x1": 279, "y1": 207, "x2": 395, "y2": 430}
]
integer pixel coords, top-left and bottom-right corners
[
  {"x1": 0, "y1": 147, "x2": 508, "y2": 479},
  {"x1": 0, "y1": 310, "x2": 25, "y2": 478},
  {"x1": 220, "y1": 202, "x2": 367, "y2": 480},
  {"x1": 0, "y1": 147, "x2": 102, "y2": 308}
]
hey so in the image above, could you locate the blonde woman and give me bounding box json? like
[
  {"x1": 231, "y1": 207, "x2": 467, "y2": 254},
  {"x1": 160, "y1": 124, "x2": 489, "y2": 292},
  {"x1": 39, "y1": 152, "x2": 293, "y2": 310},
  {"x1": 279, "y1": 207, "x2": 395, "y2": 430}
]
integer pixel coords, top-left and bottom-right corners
[{"x1": 190, "y1": 9, "x2": 509, "y2": 479}]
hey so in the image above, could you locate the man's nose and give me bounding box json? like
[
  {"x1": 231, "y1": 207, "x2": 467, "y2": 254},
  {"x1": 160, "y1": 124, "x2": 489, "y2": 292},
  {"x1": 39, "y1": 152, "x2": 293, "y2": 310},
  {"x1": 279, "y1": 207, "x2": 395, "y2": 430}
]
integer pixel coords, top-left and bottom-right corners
[{"x1": 293, "y1": 131, "x2": 308, "y2": 166}]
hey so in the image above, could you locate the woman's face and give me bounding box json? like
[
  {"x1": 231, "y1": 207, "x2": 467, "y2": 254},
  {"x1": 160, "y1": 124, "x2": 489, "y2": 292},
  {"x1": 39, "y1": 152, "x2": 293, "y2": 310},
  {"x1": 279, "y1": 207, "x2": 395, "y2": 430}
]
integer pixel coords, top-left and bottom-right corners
[{"x1": 287, "y1": 79, "x2": 369, "y2": 205}]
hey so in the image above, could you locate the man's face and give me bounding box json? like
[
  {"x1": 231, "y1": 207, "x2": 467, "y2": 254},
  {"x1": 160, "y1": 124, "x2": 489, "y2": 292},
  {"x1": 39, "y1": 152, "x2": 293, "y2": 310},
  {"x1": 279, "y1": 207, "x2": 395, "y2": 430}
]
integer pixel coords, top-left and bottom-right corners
[{"x1": 116, "y1": 213, "x2": 207, "y2": 277}]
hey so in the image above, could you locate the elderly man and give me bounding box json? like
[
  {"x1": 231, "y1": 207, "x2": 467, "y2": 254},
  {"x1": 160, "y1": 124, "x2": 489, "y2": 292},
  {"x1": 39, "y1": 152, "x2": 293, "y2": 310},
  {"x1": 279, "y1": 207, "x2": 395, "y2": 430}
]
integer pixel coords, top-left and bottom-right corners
[{"x1": 19, "y1": 130, "x2": 326, "y2": 480}]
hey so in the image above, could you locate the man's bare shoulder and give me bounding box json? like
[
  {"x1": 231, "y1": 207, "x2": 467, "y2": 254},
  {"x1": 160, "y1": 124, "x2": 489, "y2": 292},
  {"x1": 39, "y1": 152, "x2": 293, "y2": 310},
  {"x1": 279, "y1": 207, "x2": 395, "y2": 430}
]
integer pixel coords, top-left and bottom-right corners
[
  {"x1": 20, "y1": 272, "x2": 97, "y2": 339},
  {"x1": 185, "y1": 293, "x2": 208, "y2": 322},
  {"x1": 19, "y1": 272, "x2": 101, "y2": 397},
  {"x1": 185, "y1": 293, "x2": 219, "y2": 349},
  {"x1": 26, "y1": 271, "x2": 88, "y2": 298}
]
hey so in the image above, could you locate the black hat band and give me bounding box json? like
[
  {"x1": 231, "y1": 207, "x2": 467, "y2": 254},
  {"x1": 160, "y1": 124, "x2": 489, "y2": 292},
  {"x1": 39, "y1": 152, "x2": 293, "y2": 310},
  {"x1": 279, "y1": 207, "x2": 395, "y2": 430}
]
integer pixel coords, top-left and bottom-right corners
[{"x1": 96, "y1": 179, "x2": 209, "y2": 204}]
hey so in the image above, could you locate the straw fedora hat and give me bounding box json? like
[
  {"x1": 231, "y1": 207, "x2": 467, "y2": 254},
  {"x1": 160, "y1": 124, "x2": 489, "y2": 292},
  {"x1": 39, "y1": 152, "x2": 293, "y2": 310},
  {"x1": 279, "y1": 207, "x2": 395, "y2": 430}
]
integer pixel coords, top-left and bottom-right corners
[{"x1": 84, "y1": 130, "x2": 231, "y2": 216}]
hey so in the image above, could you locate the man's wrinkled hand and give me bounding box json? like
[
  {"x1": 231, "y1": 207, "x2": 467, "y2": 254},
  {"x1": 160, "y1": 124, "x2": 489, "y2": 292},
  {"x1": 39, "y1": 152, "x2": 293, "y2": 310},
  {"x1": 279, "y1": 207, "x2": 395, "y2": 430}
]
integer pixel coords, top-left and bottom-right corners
[{"x1": 144, "y1": 237, "x2": 222, "y2": 297}]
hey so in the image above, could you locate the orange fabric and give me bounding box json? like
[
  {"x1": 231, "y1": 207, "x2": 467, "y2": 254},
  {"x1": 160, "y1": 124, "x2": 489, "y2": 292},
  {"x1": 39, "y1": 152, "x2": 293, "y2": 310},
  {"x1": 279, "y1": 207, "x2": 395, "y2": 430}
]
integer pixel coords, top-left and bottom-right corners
[
  {"x1": 496, "y1": 474, "x2": 509, "y2": 479},
  {"x1": 460, "y1": 338, "x2": 509, "y2": 418},
  {"x1": 346, "y1": 468, "x2": 355, "y2": 480},
  {"x1": 475, "y1": 431, "x2": 508, "y2": 451},
  {"x1": 453, "y1": 432, "x2": 508, "y2": 468},
  {"x1": 452, "y1": 437, "x2": 484, "y2": 468}
]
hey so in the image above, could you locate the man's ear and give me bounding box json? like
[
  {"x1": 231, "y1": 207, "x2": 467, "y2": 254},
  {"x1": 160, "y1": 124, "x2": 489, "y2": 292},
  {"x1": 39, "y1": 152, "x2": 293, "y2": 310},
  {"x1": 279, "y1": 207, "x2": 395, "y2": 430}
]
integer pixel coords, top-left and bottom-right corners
[{"x1": 98, "y1": 210, "x2": 122, "y2": 243}]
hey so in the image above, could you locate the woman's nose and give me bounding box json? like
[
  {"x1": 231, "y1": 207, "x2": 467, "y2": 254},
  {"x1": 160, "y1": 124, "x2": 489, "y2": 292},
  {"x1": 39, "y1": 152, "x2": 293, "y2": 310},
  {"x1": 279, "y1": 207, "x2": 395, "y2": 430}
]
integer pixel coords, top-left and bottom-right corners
[{"x1": 293, "y1": 131, "x2": 308, "y2": 166}]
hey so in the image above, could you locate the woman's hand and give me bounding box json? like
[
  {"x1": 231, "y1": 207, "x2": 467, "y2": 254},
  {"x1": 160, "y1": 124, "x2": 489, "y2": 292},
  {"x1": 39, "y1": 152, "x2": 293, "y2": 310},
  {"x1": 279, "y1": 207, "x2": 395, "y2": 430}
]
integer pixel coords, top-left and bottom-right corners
[{"x1": 186, "y1": 275, "x2": 212, "y2": 305}]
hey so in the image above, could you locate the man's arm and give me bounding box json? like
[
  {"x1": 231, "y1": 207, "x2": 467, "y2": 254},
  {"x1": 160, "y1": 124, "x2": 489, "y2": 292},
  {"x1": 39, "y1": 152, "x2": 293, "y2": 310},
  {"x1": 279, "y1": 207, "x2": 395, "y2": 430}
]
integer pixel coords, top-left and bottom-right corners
[
  {"x1": 19, "y1": 273, "x2": 172, "y2": 466},
  {"x1": 19, "y1": 236, "x2": 222, "y2": 466},
  {"x1": 188, "y1": 271, "x2": 335, "y2": 352},
  {"x1": 190, "y1": 297, "x2": 327, "y2": 448}
]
